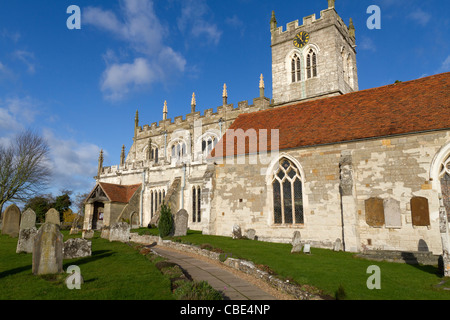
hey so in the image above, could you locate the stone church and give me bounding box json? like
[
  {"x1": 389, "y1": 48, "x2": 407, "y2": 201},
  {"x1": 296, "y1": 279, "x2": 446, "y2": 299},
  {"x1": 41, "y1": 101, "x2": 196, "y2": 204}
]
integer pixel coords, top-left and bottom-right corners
[{"x1": 84, "y1": 1, "x2": 450, "y2": 255}]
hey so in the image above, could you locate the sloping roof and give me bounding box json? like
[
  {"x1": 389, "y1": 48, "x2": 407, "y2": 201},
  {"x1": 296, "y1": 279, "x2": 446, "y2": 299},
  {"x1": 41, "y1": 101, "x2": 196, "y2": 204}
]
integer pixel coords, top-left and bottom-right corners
[
  {"x1": 98, "y1": 182, "x2": 141, "y2": 203},
  {"x1": 211, "y1": 72, "x2": 450, "y2": 158}
]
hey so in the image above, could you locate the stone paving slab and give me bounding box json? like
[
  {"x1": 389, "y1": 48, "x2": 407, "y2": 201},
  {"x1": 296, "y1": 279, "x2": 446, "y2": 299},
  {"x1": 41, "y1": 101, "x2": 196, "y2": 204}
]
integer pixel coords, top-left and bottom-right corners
[{"x1": 153, "y1": 246, "x2": 277, "y2": 300}]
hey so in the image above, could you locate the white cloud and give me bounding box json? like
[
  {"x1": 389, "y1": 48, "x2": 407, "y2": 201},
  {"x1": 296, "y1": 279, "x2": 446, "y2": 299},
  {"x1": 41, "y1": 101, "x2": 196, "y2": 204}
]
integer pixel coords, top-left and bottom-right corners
[
  {"x1": 437, "y1": 55, "x2": 450, "y2": 73},
  {"x1": 177, "y1": 0, "x2": 222, "y2": 45},
  {"x1": 407, "y1": 8, "x2": 431, "y2": 27},
  {"x1": 42, "y1": 129, "x2": 102, "y2": 192},
  {"x1": 84, "y1": 0, "x2": 186, "y2": 100},
  {"x1": 0, "y1": 96, "x2": 39, "y2": 134},
  {"x1": 101, "y1": 58, "x2": 155, "y2": 100},
  {"x1": 13, "y1": 50, "x2": 36, "y2": 74}
]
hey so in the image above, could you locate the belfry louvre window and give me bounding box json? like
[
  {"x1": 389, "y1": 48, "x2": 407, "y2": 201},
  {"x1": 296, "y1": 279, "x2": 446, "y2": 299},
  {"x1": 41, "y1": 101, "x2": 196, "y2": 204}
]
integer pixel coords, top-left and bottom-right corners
[
  {"x1": 306, "y1": 49, "x2": 317, "y2": 79},
  {"x1": 273, "y1": 158, "x2": 304, "y2": 224},
  {"x1": 291, "y1": 54, "x2": 301, "y2": 83}
]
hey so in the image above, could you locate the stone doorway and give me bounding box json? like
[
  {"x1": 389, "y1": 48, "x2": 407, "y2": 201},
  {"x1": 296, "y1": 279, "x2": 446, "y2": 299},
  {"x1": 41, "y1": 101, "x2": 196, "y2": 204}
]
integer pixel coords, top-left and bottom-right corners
[{"x1": 92, "y1": 202, "x2": 104, "y2": 230}]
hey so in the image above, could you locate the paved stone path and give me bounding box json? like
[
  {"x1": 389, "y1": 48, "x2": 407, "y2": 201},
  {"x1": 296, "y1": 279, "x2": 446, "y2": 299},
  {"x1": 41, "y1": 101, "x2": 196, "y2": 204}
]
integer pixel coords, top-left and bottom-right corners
[{"x1": 152, "y1": 246, "x2": 278, "y2": 300}]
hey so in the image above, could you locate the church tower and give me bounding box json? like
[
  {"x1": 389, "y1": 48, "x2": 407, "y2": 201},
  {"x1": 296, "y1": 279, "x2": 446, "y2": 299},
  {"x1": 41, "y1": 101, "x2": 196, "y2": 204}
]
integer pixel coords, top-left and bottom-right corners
[{"x1": 271, "y1": 0, "x2": 358, "y2": 106}]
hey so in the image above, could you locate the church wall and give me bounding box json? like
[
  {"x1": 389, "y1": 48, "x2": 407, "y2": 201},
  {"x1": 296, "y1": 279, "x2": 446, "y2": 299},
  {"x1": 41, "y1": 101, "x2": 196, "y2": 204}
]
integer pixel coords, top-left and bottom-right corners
[{"x1": 210, "y1": 130, "x2": 449, "y2": 254}]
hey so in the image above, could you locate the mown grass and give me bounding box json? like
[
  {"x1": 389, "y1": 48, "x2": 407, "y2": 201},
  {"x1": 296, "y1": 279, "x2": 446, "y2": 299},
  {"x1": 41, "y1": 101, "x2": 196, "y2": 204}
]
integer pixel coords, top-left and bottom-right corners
[
  {"x1": 173, "y1": 230, "x2": 450, "y2": 300},
  {"x1": 0, "y1": 231, "x2": 174, "y2": 300}
]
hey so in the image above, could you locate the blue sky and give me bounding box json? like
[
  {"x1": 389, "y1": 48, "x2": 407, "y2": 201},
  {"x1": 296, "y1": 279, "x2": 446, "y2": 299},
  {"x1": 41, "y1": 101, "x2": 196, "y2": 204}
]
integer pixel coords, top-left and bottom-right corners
[{"x1": 0, "y1": 0, "x2": 449, "y2": 206}]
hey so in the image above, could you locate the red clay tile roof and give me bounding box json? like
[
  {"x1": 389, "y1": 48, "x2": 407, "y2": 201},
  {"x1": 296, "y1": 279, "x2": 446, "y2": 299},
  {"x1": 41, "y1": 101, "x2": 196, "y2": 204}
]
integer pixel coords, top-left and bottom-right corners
[
  {"x1": 211, "y1": 72, "x2": 450, "y2": 158},
  {"x1": 98, "y1": 182, "x2": 141, "y2": 203}
]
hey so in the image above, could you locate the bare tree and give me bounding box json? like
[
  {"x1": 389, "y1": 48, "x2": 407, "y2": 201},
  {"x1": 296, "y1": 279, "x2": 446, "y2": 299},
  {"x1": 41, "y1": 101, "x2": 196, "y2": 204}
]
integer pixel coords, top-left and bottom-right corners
[{"x1": 0, "y1": 130, "x2": 51, "y2": 214}]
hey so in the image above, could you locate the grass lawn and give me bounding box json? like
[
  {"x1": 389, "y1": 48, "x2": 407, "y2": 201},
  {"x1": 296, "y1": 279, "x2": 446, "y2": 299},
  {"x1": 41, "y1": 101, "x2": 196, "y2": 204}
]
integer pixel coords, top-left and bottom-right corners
[
  {"x1": 0, "y1": 231, "x2": 174, "y2": 300},
  {"x1": 172, "y1": 230, "x2": 450, "y2": 300}
]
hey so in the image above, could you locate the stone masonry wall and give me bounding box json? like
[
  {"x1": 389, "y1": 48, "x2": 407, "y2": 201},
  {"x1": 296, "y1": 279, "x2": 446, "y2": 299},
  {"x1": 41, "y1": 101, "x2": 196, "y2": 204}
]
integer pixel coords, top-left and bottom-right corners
[{"x1": 210, "y1": 130, "x2": 450, "y2": 254}]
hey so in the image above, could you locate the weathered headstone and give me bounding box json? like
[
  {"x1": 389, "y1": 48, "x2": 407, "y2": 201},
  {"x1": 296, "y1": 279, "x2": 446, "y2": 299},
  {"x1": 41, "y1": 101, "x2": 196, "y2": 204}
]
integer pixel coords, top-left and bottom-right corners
[
  {"x1": 45, "y1": 208, "x2": 61, "y2": 226},
  {"x1": 291, "y1": 231, "x2": 303, "y2": 253},
  {"x1": 384, "y1": 198, "x2": 402, "y2": 228},
  {"x1": 20, "y1": 208, "x2": 36, "y2": 230},
  {"x1": 32, "y1": 223, "x2": 64, "y2": 275},
  {"x1": 246, "y1": 229, "x2": 256, "y2": 240},
  {"x1": 82, "y1": 229, "x2": 94, "y2": 239},
  {"x1": 1, "y1": 204, "x2": 21, "y2": 238},
  {"x1": 63, "y1": 238, "x2": 92, "y2": 259},
  {"x1": 16, "y1": 227, "x2": 38, "y2": 253},
  {"x1": 172, "y1": 209, "x2": 188, "y2": 237},
  {"x1": 109, "y1": 222, "x2": 130, "y2": 242},
  {"x1": 333, "y1": 238, "x2": 342, "y2": 252},
  {"x1": 100, "y1": 226, "x2": 110, "y2": 239},
  {"x1": 232, "y1": 224, "x2": 242, "y2": 240}
]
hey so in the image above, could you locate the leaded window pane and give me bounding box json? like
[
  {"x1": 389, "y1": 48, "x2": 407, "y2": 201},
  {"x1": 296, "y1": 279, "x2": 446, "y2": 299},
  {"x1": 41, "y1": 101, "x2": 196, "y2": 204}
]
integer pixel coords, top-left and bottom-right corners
[
  {"x1": 192, "y1": 187, "x2": 196, "y2": 223},
  {"x1": 282, "y1": 160, "x2": 290, "y2": 169},
  {"x1": 283, "y1": 180, "x2": 293, "y2": 224},
  {"x1": 294, "y1": 179, "x2": 304, "y2": 224},
  {"x1": 277, "y1": 169, "x2": 285, "y2": 180},
  {"x1": 197, "y1": 187, "x2": 201, "y2": 222},
  {"x1": 287, "y1": 169, "x2": 296, "y2": 179},
  {"x1": 273, "y1": 180, "x2": 282, "y2": 224}
]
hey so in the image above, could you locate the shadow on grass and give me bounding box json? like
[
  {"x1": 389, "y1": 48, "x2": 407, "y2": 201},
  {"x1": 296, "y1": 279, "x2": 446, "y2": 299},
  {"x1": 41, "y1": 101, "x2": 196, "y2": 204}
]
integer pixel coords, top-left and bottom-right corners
[
  {"x1": 0, "y1": 250, "x2": 116, "y2": 279},
  {"x1": 0, "y1": 265, "x2": 32, "y2": 279},
  {"x1": 63, "y1": 250, "x2": 115, "y2": 268}
]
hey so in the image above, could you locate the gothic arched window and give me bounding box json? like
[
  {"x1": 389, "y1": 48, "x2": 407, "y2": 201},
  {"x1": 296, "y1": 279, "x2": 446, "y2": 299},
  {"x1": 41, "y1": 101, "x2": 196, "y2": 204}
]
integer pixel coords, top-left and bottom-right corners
[
  {"x1": 272, "y1": 158, "x2": 304, "y2": 225},
  {"x1": 202, "y1": 136, "x2": 218, "y2": 157},
  {"x1": 291, "y1": 53, "x2": 302, "y2": 83},
  {"x1": 306, "y1": 49, "x2": 317, "y2": 79},
  {"x1": 171, "y1": 141, "x2": 186, "y2": 161}
]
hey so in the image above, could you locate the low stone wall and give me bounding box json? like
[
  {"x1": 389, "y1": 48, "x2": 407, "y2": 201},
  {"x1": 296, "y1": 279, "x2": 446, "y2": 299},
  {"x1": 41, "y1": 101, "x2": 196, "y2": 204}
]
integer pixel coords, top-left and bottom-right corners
[
  {"x1": 355, "y1": 250, "x2": 441, "y2": 266},
  {"x1": 129, "y1": 232, "x2": 322, "y2": 300}
]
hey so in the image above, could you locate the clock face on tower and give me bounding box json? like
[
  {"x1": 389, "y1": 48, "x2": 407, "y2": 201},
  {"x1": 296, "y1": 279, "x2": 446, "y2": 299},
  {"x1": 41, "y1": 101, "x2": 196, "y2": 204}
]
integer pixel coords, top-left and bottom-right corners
[{"x1": 293, "y1": 31, "x2": 310, "y2": 48}]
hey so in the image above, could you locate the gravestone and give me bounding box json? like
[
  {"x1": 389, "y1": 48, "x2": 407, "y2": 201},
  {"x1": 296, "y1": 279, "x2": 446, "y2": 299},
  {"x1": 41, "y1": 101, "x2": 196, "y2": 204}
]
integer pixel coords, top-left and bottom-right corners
[
  {"x1": 333, "y1": 238, "x2": 342, "y2": 252},
  {"x1": 20, "y1": 208, "x2": 36, "y2": 230},
  {"x1": 246, "y1": 229, "x2": 256, "y2": 240},
  {"x1": 32, "y1": 223, "x2": 64, "y2": 275},
  {"x1": 63, "y1": 238, "x2": 92, "y2": 259},
  {"x1": 384, "y1": 198, "x2": 402, "y2": 228},
  {"x1": 1, "y1": 204, "x2": 21, "y2": 238},
  {"x1": 303, "y1": 243, "x2": 311, "y2": 254},
  {"x1": 82, "y1": 230, "x2": 94, "y2": 239},
  {"x1": 232, "y1": 224, "x2": 242, "y2": 239},
  {"x1": 172, "y1": 209, "x2": 188, "y2": 237},
  {"x1": 291, "y1": 231, "x2": 303, "y2": 253},
  {"x1": 100, "y1": 226, "x2": 110, "y2": 239},
  {"x1": 45, "y1": 208, "x2": 61, "y2": 226},
  {"x1": 365, "y1": 198, "x2": 385, "y2": 227},
  {"x1": 109, "y1": 222, "x2": 130, "y2": 243},
  {"x1": 16, "y1": 227, "x2": 38, "y2": 253}
]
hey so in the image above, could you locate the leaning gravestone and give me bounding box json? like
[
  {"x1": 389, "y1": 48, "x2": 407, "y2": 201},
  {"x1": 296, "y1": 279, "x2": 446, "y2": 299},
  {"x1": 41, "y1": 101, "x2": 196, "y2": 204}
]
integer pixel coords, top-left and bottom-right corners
[
  {"x1": 172, "y1": 209, "x2": 188, "y2": 237},
  {"x1": 1, "y1": 204, "x2": 21, "y2": 238},
  {"x1": 45, "y1": 208, "x2": 61, "y2": 226},
  {"x1": 63, "y1": 238, "x2": 92, "y2": 259},
  {"x1": 32, "y1": 222, "x2": 64, "y2": 275},
  {"x1": 232, "y1": 224, "x2": 242, "y2": 239},
  {"x1": 246, "y1": 229, "x2": 256, "y2": 240},
  {"x1": 109, "y1": 222, "x2": 130, "y2": 243},
  {"x1": 291, "y1": 231, "x2": 303, "y2": 253},
  {"x1": 82, "y1": 229, "x2": 94, "y2": 239},
  {"x1": 100, "y1": 226, "x2": 110, "y2": 239}
]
